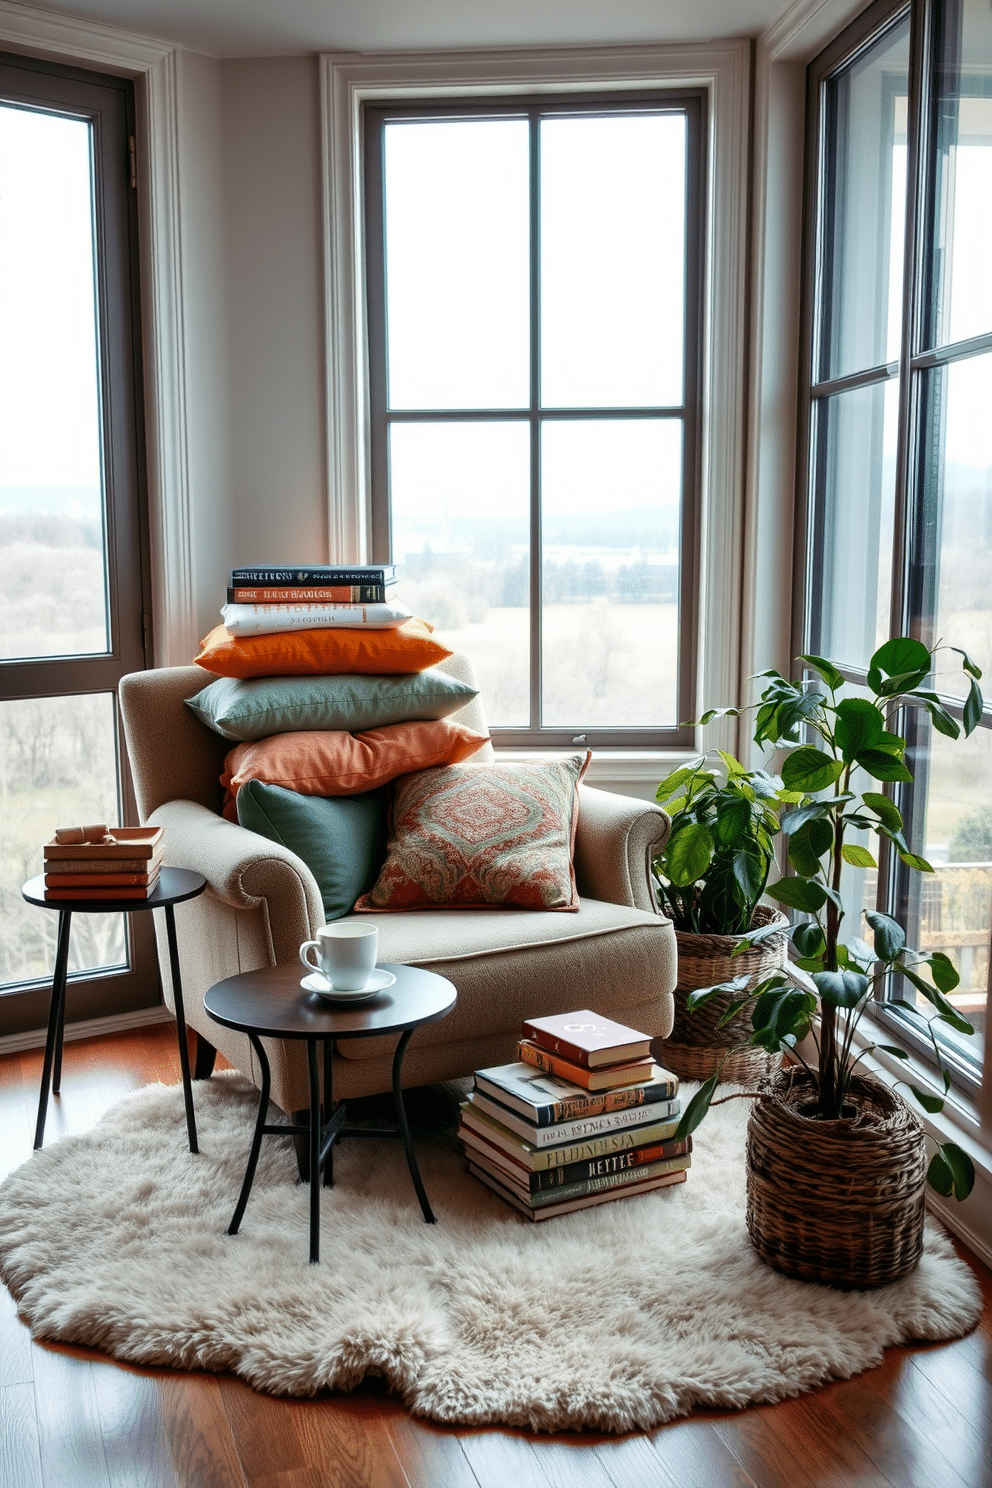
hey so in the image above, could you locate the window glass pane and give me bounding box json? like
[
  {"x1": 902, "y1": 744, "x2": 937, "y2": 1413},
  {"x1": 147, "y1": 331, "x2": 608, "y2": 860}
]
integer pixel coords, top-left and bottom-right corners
[
  {"x1": 926, "y1": 0, "x2": 992, "y2": 348},
  {"x1": 383, "y1": 118, "x2": 530, "y2": 410},
  {"x1": 388, "y1": 421, "x2": 530, "y2": 726},
  {"x1": 0, "y1": 104, "x2": 110, "y2": 661},
  {"x1": 812, "y1": 378, "x2": 899, "y2": 670},
  {"x1": 540, "y1": 419, "x2": 681, "y2": 726},
  {"x1": 540, "y1": 113, "x2": 686, "y2": 409},
  {"x1": 819, "y1": 17, "x2": 910, "y2": 381},
  {"x1": 895, "y1": 716, "x2": 991, "y2": 1072},
  {"x1": 0, "y1": 693, "x2": 125, "y2": 991},
  {"x1": 915, "y1": 354, "x2": 992, "y2": 698}
]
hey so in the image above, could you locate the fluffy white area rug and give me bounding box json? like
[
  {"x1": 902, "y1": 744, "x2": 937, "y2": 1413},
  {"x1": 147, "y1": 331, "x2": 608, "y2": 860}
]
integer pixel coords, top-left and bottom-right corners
[{"x1": 0, "y1": 1072, "x2": 982, "y2": 1433}]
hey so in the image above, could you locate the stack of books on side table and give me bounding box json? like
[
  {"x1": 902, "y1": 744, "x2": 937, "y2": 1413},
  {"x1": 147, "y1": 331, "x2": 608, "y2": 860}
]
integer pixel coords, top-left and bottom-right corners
[
  {"x1": 460, "y1": 1010, "x2": 689, "y2": 1220},
  {"x1": 42, "y1": 826, "x2": 165, "y2": 900}
]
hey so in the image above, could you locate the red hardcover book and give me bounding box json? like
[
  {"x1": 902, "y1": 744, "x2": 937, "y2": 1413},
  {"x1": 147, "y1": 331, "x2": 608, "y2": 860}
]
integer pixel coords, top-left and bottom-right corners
[
  {"x1": 43, "y1": 880, "x2": 160, "y2": 900},
  {"x1": 516, "y1": 1039, "x2": 655, "y2": 1090},
  {"x1": 520, "y1": 1010, "x2": 652, "y2": 1069},
  {"x1": 44, "y1": 870, "x2": 161, "y2": 888}
]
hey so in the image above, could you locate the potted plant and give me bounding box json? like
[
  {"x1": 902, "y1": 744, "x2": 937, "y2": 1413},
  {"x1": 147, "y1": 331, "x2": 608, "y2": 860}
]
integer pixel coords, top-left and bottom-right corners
[
  {"x1": 653, "y1": 752, "x2": 794, "y2": 1082},
  {"x1": 675, "y1": 637, "x2": 982, "y2": 1288}
]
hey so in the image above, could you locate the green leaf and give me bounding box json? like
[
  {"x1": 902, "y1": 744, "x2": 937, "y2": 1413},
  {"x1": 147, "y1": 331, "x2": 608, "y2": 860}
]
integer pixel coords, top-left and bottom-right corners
[
  {"x1": 876, "y1": 1044, "x2": 911, "y2": 1059},
  {"x1": 655, "y1": 764, "x2": 696, "y2": 803},
  {"x1": 862, "y1": 792, "x2": 903, "y2": 831},
  {"x1": 865, "y1": 910, "x2": 906, "y2": 961},
  {"x1": 781, "y1": 747, "x2": 845, "y2": 794},
  {"x1": 841, "y1": 843, "x2": 877, "y2": 868},
  {"x1": 689, "y1": 706, "x2": 746, "y2": 728},
  {"x1": 909, "y1": 1084, "x2": 946, "y2": 1113},
  {"x1": 750, "y1": 986, "x2": 816, "y2": 1044},
  {"x1": 845, "y1": 936, "x2": 877, "y2": 967},
  {"x1": 899, "y1": 850, "x2": 934, "y2": 873},
  {"x1": 766, "y1": 876, "x2": 827, "y2": 912},
  {"x1": 792, "y1": 922, "x2": 825, "y2": 958},
  {"x1": 812, "y1": 969, "x2": 870, "y2": 1008},
  {"x1": 949, "y1": 646, "x2": 982, "y2": 681},
  {"x1": 686, "y1": 975, "x2": 752, "y2": 1009},
  {"x1": 868, "y1": 637, "x2": 932, "y2": 696},
  {"x1": 963, "y1": 678, "x2": 984, "y2": 737},
  {"x1": 936, "y1": 1143, "x2": 976, "y2": 1201},
  {"x1": 928, "y1": 950, "x2": 960, "y2": 994},
  {"x1": 780, "y1": 802, "x2": 830, "y2": 835},
  {"x1": 788, "y1": 817, "x2": 833, "y2": 877},
  {"x1": 663, "y1": 823, "x2": 714, "y2": 887},
  {"x1": 714, "y1": 798, "x2": 751, "y2": 847},
  {"x1": 798, "y1": 653, "x2": 845, "y2": 691},
  {"x1": 673, "y1": 1073, "x2": 720, "y2": 1142},
  {"x1": 858, "y1": 749, "x2": 914, "y2": 783},
  {"x1": 833, "y1": 698, "x2": 885, "y2": 761},
  {"x1": 927, "y1": 1150, "x2": 954, "y2": 1197},
  {"x1": 716, "y1": 750, "x2": 748, "y2": 778},
  {"x1": 906, "y1": 692, "x2": 961, "y2": 739},
  {"x1": 898, "y1": 965, "x2": 975, "y2": 1035}
]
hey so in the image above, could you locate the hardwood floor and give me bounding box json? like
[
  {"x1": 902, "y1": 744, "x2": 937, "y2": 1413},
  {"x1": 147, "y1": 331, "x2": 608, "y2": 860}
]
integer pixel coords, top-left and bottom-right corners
[{"x1": 1, "y1": 1024, "x2": 989, "y2": 1488}]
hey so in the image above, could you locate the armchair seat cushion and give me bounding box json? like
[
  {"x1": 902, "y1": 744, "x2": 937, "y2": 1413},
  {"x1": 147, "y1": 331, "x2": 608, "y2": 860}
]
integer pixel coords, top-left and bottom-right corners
[{"x1": 335, "y1": 896, "x2": 675, "y2": 1061}]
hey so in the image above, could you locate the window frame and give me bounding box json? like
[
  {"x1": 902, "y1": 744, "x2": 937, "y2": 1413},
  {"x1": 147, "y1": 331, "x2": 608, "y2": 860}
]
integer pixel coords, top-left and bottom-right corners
[
  {"x1": 319, "y1": 41, "x2": 752, "y2": 769},
  {"x1": 0, "y1": 50, "x2": 157, "y2": 1036},
  {"x1": 797, "y1": 0, "x2": 992, "y2": 1097},
  {"x1": 361, "y1": 90, "x2": 706, "y2": 750}
]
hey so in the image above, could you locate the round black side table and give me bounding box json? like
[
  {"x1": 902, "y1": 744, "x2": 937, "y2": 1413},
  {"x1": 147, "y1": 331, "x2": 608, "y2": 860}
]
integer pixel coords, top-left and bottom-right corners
[
  {"x1": 22, "y1": 867, "x2": 207, "y2": 1153},
  {"x1": 203, "y1": 961, "x2": 457, "y2": 1264}
]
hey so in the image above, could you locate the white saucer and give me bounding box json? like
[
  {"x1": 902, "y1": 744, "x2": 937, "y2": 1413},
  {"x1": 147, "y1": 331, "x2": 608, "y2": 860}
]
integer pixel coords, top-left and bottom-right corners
[{"x1": 301, "y1": 968, "x2": 396, "y2": 1003}]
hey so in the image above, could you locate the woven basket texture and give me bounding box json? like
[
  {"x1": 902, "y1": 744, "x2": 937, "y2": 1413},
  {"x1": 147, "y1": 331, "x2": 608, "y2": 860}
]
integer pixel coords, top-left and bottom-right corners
[
  {"x1": 662, "y1": 905, "x2": 789, "y2": 1081},
  {"x1": 745, "y1": 1068, "x2": 927, "y2": 1289},
  {"x1": 661, "y1": 1041, "x2": 783, "y2": 1083}
]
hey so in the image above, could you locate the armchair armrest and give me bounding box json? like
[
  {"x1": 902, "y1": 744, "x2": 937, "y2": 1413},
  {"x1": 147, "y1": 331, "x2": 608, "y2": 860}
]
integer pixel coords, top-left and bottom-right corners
[
  {"x1": 148, "y1": 799, "x2": 324, "y2": 963},
  {"x1": 573, "y1": 785, "x2": 670, "y2": 914}
]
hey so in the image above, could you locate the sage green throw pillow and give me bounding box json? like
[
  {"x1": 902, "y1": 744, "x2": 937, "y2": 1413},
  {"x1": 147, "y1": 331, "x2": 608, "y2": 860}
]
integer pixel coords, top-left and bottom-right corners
[
  {"x1": 236, "y1": 780, "x2": 387, "y2": 921},
  {"x1": 186, "y1": 669, "x2": 478, "y2": 741}
]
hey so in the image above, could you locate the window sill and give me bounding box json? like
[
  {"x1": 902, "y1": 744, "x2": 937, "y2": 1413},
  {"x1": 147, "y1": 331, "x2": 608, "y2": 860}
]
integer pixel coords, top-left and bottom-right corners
[
  {"x1": 846, "y1": 1014, "x2": 992, "y2": 1268},
  {"x1": 492, "y1": 745, "x2": 696, "y2": 800}
]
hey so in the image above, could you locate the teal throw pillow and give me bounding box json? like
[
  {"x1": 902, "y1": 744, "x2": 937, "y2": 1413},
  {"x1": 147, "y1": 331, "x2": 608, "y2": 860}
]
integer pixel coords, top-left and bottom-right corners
[
  {"x1": 236, "y1": 780, "x2": 387, "y2": 921},
  {"x1": 186, "y1": 669, "x2": 478, "y2": 742}
]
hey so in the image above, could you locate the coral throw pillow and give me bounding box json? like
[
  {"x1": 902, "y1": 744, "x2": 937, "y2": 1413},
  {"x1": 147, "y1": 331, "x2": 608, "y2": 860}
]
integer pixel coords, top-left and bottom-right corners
[
  {"x1": 220, "y1": 718, "x2": 489, "y2": 819},
  {"x1": 195, "y1": 616, "x2": 451, "y2": 679},
  {"x1": 354, "y1": 753, "x2": 590, "y2": 912}
]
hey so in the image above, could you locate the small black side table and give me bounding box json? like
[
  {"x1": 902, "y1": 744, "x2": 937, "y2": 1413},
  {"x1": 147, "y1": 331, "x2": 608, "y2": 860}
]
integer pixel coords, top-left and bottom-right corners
[
  {"x1": 203, "y1": 961, "x2": 457, "y2": 1263},
  {"x1": 22, "y1": 867, "x2": 207, "y2": 1153}
]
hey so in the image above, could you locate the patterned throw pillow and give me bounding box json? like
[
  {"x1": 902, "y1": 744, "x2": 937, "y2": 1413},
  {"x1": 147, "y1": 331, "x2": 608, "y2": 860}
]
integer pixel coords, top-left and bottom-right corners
[{"x1": 354, "y1": 753, "x2": 590, "y2": 912}]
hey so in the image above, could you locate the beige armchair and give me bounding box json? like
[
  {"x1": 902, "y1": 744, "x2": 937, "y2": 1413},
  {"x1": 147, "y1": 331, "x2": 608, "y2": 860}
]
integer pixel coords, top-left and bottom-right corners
[{"x1": 119, "y1": 654, "x2": 676, "y2": 1115}]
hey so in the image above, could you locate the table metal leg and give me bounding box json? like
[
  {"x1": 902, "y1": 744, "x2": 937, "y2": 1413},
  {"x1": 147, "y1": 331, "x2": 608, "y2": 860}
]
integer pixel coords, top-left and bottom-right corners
[
  {"x1": 391, "y1": 1027, "x2": 436, "y2": 1224},
  {"x1": 163, "y1": 903, "x2": 198, "y2": 1154},
  {"x1": 307, "y1": 1038, "x2": 321, "y2": 1264},
  {"x1": 34, "y1": 910, "x2": 72, "y2": 1150},
  {"x1": 228, "y1": 1032, "x2": 272, "y2": 1237},
  {"x1": 322, "y1": 1037, "x2": 334, "y2": 1188}
]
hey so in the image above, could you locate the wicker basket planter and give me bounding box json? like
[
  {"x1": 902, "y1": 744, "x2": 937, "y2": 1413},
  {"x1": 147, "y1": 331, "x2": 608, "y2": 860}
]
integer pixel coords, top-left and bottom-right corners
[
  {"x1": 663, "y1": 905, "x2": 789, "y2": 1083},
  {"x1": 745, "y1": 1068, "x2": 928, "y2": 1289}
]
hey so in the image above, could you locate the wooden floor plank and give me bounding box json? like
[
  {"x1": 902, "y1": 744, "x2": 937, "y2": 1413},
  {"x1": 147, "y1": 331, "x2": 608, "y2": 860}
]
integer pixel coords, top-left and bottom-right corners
[
  {"x1": 32, "y1": 1344, "x2": 111, "y2": 1488},
  {"x1": 292, "y1": 1392, "x2": 413, "y2": 1488},
  {"x1": 383, "y1": 1408, "x2": 483, "y2": 1488},
  {"x1": 0, "y1": 1381, "x2": 44, "y2": 1488},
  {"x1": 157, "y1": 1375, "x2": 249, "y2": 1488},
  {"x1": 2, "y1": 1025, "x2": 992, "y2": 1488}
]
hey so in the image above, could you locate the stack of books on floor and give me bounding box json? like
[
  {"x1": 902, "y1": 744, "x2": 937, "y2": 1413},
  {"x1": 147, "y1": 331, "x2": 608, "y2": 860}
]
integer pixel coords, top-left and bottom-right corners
[
  {"x1": 43, "y1": 826, "x2": 165, "y2": 900},
  {"x1": 460, "y1": 1009, "x2": 690, "y2": 1221}
]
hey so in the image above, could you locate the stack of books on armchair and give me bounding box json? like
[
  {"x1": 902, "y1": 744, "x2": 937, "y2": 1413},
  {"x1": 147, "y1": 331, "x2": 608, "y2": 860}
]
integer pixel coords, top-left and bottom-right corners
[
  {"x1": 42, "y1": 826, "x2": 165, "y2": 900},
  {"x1": 460, "y1": 1010, "x2": 689, "y2": 1221}
]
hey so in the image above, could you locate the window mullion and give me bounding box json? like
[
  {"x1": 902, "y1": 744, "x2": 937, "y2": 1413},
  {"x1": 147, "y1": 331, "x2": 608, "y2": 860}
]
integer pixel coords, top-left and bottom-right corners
[{"x1": 529, "y1": 108, "x2": 542, "y2": 735}]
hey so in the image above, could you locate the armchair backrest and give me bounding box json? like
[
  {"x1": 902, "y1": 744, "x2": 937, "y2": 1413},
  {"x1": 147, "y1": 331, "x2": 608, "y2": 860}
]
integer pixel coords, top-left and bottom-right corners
[{"x1": 119, "y1": 653, "x2": 493, "y2": 823}]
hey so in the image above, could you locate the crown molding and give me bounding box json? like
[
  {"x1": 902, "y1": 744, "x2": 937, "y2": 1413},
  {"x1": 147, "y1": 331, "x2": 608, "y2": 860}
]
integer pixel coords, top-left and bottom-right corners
[{"x1": 762, "y1": 0, "x2": 870, "y2": 62}]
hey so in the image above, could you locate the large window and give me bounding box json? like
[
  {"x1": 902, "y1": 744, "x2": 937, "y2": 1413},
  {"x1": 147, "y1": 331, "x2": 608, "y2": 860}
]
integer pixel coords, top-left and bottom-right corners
[
  {"x1": 801, "y1": 0, "x2": 992, "y2": 1085},
  {"x1": 364, "y1": 95, "x2": 704, "y2": 748},
  {"x1": 0, "y1": 54, "x2": 154, "y2": 1036}
]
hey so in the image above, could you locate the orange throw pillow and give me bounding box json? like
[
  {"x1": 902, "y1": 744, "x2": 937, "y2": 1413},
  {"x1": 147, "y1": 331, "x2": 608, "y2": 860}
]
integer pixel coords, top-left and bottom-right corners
[
  {"x1": 196, "y1": 617, "x2": 451, "y2": 679},
  {"x1": 221, "y1": 718, "x2": 489, "y2": 819}
]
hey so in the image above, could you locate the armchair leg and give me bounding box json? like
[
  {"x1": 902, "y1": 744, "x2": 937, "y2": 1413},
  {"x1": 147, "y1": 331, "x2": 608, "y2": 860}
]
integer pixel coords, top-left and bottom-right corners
[{"x1": 193, "y1": 1034, "x2": 218, "y2": 1081}]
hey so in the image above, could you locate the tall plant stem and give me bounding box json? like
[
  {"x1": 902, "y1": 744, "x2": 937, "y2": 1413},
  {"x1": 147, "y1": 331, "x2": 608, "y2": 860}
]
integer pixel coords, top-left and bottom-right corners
[{"x1": 818, "y1": 768, "x2": 849, "y2": 1117}]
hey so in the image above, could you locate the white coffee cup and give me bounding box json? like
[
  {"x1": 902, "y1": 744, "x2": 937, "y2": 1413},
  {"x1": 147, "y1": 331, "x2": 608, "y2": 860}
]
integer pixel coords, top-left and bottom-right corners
[{"x1": 300, "y1": 922, "x2": 378, "y2": 991}]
